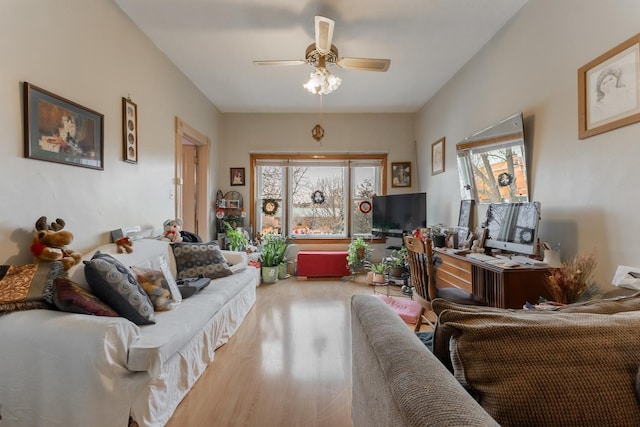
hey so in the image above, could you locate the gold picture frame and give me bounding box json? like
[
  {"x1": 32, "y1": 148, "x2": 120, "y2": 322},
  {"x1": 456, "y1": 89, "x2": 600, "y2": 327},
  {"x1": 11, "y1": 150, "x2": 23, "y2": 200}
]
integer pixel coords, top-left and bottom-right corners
[
  {"x1": 122, "y1": 97, "x2": 138, "y2": 163},
  {"x1": 431, "y1": 137, "x2": 445, "y2": 175},
  {"x1": 391, "y1": 162, "x2": 411, "y2": 187},
  {"x1": 578, "y1": 33, "x2": 640, "y2": 139}
]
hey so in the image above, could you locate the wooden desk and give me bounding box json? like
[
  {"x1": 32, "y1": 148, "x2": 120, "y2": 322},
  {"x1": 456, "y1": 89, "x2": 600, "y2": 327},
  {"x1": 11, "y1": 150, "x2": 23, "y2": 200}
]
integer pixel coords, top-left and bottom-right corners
[{"x1": 434, "y1": 249, "x2": 552, "y2": 309}]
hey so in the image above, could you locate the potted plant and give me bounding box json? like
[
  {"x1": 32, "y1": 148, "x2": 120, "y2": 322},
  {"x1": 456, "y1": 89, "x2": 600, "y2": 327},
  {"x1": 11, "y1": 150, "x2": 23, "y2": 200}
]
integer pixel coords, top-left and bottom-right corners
[
  {"x1": 223, "y1": 221, "x2": 248, "y2": 251},
  {"x1": 347, "y1": 237, "x2": 373, "y2": 274},
  {"x1": 429, "y1": 224, "x2": 448, "y2": 248},
  {"x1": 266, "y1": 234, "x2": 290, "y2": 279},
  {"x1": 366, "y1": 261, "x2": 387, "y2": 284},
  {"x1": 387, "y1": 246, "x2": 408, "y2": 278},
  {"x1": 259, "y1": 236, "x2": 279, "y2": 284}
]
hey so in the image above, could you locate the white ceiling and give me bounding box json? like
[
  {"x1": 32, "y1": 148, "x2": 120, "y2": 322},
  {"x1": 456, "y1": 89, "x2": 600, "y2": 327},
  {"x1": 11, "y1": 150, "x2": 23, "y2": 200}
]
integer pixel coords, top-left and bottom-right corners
[{"x1": 114, "y1": 0, "x2": 527, "y2": 113}]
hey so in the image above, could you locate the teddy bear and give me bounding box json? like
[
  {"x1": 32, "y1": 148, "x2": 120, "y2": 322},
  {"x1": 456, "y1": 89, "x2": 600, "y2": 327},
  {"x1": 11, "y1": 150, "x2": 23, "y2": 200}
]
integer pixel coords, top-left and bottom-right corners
[
  {"x1": 115, "y1": 236, "x2": 134, "y2": 253},
  {"x1": 162, "y1": 219, "x2": 183, "y2": 243},
  {"x1": 30, "y1": 216, "x2": 82, "y2": 270}
]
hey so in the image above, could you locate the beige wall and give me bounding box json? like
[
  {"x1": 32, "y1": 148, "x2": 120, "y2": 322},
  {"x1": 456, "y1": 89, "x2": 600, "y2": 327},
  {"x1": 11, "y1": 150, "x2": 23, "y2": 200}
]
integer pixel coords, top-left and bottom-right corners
[
  {"x1": 0, "y1": 0, "x2": 222, "y2": 265},
  {"x1": 416, "y1": 0, "x2": 640, "y2": 288},
  {"x1": 221, "y1": 112, "x2": 417, "y2": 217}
]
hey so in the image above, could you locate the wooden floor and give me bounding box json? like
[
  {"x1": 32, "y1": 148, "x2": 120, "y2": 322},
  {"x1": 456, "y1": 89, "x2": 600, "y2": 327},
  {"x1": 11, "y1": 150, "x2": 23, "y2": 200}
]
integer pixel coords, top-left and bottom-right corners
[{"x1": 164, "y1": 276, "x2": 409, "y2": 427}]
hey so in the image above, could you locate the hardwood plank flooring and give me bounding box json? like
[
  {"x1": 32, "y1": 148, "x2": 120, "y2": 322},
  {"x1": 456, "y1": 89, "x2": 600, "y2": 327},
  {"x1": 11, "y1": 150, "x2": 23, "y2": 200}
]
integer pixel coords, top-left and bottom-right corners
[{"x1": 165, "y1": 276, "x2": 380, "y2": 427}]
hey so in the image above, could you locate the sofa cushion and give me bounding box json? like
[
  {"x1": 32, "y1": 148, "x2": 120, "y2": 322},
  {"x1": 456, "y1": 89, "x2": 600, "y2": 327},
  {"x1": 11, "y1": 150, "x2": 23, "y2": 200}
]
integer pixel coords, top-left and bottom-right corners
[
  {"x1": 84, "y1": 252, "x2": 155, "y2": 325},
  {"x1": 52, "y1": 277, "x2": 119, "y2": 317},
  {"x1": 0, "y1": 262, "x2": 64, "y2": 312},
  {"x1": 443, "y1": 309, "x2": 640, "y2": 425},
  {"x1": 171, "y1": 242, "x2": 233, "y2": 280},
  {"x1": 432, "y1": 293, "x2": 640, "y2": 370},
  {"x1": 126, "y1": 267, "x2": 256, "y2": 376}
]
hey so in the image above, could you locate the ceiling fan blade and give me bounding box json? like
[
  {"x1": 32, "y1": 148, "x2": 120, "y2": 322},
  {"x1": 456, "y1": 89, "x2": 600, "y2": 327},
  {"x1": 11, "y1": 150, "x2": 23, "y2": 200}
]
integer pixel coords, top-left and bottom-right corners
[
  {"x1": 315, "y1": 16, "x2": 335, "y2": 55},
  {"x1": 336, "y1": 57, "x2": 391, "y2": 72},
  {"x1": 253, "y1": 60, "x2": 307, "y2": 66}
]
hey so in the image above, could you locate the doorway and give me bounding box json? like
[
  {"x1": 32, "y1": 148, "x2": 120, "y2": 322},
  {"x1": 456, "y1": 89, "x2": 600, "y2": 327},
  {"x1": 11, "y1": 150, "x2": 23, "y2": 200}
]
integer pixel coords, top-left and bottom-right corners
[{"x1": 175, "y1": 117, "x2": 210, "y2": 239}]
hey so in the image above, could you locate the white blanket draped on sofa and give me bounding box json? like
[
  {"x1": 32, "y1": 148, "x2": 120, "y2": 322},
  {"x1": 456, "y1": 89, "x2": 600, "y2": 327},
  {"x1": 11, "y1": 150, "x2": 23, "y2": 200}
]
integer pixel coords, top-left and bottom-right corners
[{"x1": 0, "y1": 239, "x2": 258, "y2": 427}]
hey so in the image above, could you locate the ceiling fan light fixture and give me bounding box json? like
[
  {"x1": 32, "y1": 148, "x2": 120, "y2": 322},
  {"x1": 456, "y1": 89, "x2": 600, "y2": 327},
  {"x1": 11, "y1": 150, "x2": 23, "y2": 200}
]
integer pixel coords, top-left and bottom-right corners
[{"x1": 303, "y1": 67, "x2": 342, "y2": 95}]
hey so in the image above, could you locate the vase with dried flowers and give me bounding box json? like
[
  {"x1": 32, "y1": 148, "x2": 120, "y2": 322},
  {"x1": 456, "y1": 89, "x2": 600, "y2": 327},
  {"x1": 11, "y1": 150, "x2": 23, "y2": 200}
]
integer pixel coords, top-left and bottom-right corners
[{"x1": 545, "y1": 250, "x2": 600, "y2": 304}]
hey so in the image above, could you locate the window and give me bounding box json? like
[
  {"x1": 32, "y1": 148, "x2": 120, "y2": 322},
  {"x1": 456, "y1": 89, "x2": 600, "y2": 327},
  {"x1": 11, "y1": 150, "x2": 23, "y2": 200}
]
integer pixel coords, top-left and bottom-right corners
[{"x1": 252, "y1": 154, "x2": 386, "y2": 239}]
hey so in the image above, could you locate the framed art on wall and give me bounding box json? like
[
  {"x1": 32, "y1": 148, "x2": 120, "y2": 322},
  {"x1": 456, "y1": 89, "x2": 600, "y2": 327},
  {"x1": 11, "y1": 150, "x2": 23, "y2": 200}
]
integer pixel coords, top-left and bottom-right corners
[
  {"x1": 431, "y1": 137, "x2": 445, "y2": 175},
  {"x1": 391, "y1": 162, "x2": 411, "y2": 187},
  {"x1": 230, "y1": 167, "x2": 245, "y2": 186},
  {"x1": 578, "y1": 32, "x2": 640, "y2": 139},
  {"x1": 123, "y1": 97, "x2": 138, "y2": 163},
  {"x1": 23, "y1": 82, "x2": 104, "y2": 170}
]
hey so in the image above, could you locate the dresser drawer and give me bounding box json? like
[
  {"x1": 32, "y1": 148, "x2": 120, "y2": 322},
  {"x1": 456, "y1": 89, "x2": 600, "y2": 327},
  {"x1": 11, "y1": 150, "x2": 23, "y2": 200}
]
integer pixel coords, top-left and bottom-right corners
[{"x1": 435, "y1": 252, "x2": 472, "y2": 292}]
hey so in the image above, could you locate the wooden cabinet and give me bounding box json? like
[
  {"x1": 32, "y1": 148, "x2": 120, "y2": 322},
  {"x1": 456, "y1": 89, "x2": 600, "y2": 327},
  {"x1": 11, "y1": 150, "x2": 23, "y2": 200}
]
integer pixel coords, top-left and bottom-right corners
[
  {"x1": 434, "y1": 250, "x2": 552, "y2": 309},
  {"x1": 435, "y1": 251, "x2": 472, "y2": 293}
]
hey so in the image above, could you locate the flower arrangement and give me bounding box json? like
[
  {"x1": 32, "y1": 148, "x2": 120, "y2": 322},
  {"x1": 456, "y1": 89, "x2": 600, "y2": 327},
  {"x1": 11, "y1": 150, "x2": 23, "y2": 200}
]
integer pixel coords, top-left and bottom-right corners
[{"x1": 545, "y1": 250, "x2": 600, "y2": 304}]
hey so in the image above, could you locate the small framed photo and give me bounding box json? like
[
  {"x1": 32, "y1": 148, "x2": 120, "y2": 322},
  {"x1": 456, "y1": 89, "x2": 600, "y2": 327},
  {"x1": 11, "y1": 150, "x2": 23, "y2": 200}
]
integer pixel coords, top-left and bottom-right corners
[
  {"x1": 230, "y1": 167, "x2": 245, "y2": 186},
  {"x1": 578, "y1": 32, "x2": 640, "y2": 139},
  {"x1": 391, "y1": 162, "x2": 411, "y2": 187},
  {"x1": 473, "y1": 227, "x2": 488, "y2": 248},
  {"x1": 457, "y1": 227, "x2": 472, "y2": 249},
  {"x1": 23, "y1": 82, "x2": 104, "y2": 170},
  {"x1": 122, "y1": 97, "x2": 138, "y2": 163},
  {"x1": 431, "y1": 137, "x2": 445, "y2": 175},
  {"x1": 445, "y1": 231, "x2": 458, "y2": 249},
  {"x1": 458, "y1": 199, "x2": 474, "y2": 229}
]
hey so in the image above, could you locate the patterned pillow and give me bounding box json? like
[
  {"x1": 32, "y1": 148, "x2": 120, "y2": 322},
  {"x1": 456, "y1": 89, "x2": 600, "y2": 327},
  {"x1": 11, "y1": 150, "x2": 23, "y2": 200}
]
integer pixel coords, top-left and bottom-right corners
[
  {"x1": 130, "y1": 257, "x2": 181, "y2": 311},
  {"x1": 83, "y1": 252, "x2": 155, "y2": 325},
  {"x1": 432, "y1": 293, "x2": 640, "y2": 370},
  {"x1": 52, "y1": 277, "x2": 118, "y2": 317},
  {"x1": 444, "y1": 309, "x2": 640, "y2": 425},
  {"x1": 170, "y1": 242, "x2": 233, "y2": 280},
  {"x1": 0, "y1": 262, "x2": 65, "y2": 313}
]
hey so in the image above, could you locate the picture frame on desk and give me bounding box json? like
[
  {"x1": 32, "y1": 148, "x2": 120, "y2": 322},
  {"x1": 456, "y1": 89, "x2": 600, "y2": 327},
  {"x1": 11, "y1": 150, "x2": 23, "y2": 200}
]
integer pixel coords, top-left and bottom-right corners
[
  {"x1": 473, "y1": 227, "x2": 488, "y2": 248},
  {"x1": 458, "y1": 200, "x2": 474, "y2": 229}
]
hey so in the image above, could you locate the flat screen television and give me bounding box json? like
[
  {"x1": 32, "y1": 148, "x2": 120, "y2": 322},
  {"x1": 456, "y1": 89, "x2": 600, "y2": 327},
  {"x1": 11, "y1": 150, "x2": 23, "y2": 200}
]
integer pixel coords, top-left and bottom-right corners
[
  {"x1": 482, "y1": 201, "x2": 541, "y2": 255},
  {"x1": 371, "y1": 192, "x2": 427, "y2": 235}
]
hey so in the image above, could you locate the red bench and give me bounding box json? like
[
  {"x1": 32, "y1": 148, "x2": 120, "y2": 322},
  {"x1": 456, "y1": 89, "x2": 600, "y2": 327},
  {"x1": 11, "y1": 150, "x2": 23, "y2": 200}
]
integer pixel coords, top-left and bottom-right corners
[{"x1": 297, "y1": 251, "x2": 350, "y2": 278}]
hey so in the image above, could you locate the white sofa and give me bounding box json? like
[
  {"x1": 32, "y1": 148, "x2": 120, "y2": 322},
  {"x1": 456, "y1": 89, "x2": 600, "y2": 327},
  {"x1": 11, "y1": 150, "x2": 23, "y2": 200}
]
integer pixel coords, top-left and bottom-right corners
[{"x1": 0, "y1": 239, "x2": 259, "y2": 427}]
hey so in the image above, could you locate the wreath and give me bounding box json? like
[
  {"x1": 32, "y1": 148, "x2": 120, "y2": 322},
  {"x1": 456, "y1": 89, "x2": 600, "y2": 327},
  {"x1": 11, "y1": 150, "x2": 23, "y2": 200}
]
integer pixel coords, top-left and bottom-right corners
[
  {"x1": 359, "y1": 200, "x2": 372, "y2": 214},
  {"x1": 497, "y1": 172, "x2": 514, "y2": 187},
  {"x1": 311, "y1": 190, "x2": 325, "y2": 205},
  {"x1": 261, "y1": 199, "x2": 279, "y2": 216}
]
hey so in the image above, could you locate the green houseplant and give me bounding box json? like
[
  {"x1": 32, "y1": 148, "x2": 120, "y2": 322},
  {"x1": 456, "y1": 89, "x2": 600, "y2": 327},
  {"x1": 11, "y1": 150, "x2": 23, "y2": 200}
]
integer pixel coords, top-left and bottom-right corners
[
  {"x1": 429, "y1": 223, "x2": 448, "y2": 248},
  {"x1": 260, "y1": 234, "x2": 290, "y2": 283},
  {"x1": 223, "y1": 221, "x2": 248, "y2": 251},
  {"x1": 347, "y1": 237, "x2": 373, "y2": 274},
  {"x1": 365, "y1": 261, "x2": 387, "y2": 283},
  {"x1": 387, "y1": 246, "x2": 408, "y2": 278}
]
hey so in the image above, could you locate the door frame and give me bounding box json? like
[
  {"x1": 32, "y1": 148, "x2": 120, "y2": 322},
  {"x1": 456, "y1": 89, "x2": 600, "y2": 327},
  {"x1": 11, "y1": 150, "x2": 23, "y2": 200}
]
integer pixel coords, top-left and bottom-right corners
[{"x1": 175, "y1": 117, "x2": 210, "y2": 240}]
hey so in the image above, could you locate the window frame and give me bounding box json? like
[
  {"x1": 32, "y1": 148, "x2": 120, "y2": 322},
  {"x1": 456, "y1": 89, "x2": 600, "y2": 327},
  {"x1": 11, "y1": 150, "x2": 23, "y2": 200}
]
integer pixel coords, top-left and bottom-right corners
[{"x1": 250, "y1": 153, "x2": 388, "y2": 243}]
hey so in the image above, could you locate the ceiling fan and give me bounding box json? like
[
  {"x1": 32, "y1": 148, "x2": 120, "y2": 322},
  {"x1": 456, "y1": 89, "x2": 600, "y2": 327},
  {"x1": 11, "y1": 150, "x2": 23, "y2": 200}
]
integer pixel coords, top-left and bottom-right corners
[{"x1": 253, "y1": 16, "x2": 391, "y2": 95}]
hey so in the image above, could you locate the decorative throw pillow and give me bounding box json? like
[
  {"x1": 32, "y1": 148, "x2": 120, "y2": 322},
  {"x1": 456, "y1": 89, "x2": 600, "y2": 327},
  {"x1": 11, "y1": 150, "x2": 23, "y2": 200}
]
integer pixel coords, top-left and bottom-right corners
[
  {"x1": 444, "y1": 309, "x2": 640, "y2": 425},
  {"x1": 432, "y1": 293, "x2": 640, "y2": 371},
  {"x1": 83, "y1": 252, "x2": 155, "y2": 325},
  {"x1": 0, "y1": 262, "x2": 65, "y2": 313},
  {"x1": 130, "y1": 256, "x2": 181, "y2": 311},
  {"x1": 52, "y1": 277, "x2": 118, "y2": 317},
  {"x1": 171, "y1": 241, "x2": 233, "y2": 280}
]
